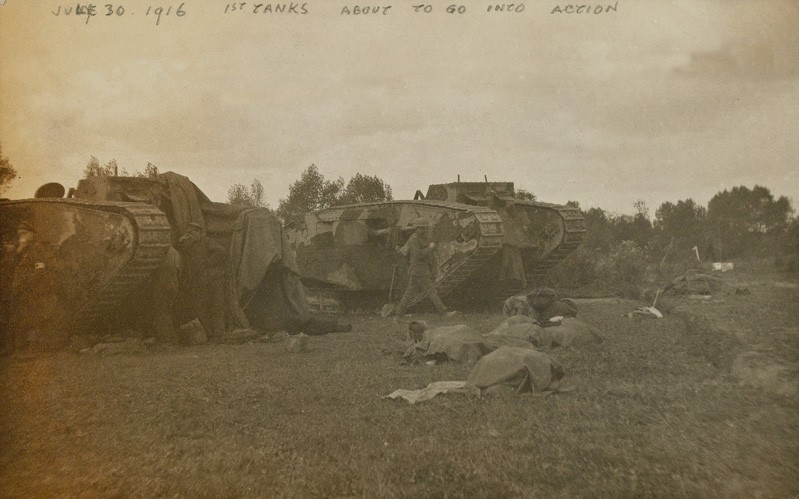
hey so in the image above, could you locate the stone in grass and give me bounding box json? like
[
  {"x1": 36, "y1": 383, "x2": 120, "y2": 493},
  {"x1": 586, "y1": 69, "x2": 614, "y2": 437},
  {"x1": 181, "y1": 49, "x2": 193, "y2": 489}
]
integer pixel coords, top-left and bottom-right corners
[
  {"x1": 284, "y1": 333, "x2": 308, "y2": 353},
  {"x1": 178, "y1": 319, "x2": 207, "y2": 346}
]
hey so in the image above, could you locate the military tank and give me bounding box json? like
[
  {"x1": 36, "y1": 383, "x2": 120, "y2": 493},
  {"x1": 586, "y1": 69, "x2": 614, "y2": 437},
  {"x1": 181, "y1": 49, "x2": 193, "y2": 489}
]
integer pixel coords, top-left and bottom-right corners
[
  {"x1": 285, "y1": 181, "x2": 585, "y2": 310},
  {"x1": 1, "y1": 172, "x2": 309, "y2": 351},
  {"x1": 0, "y1": 196, "x2": 172, "y2": 349}
]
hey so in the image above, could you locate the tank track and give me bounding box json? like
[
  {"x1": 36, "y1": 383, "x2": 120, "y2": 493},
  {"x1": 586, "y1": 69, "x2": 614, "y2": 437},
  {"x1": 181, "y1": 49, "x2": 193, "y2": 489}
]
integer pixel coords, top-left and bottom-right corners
[
  {"x1": 403, "y1": 200, "x2": 504, "y2": 308},
  {"x1": 301, "y1": 200, "x2": 504, "y2": 311},
  {"x1": 7, "y1": 199, "x2": 173, "y2": 335},
  {"x1": 502, "y1": 201, "x2": 585, "y2": 298},
  {"x1": 70, "y1": 200, "x2": 172, "y2": 334}
]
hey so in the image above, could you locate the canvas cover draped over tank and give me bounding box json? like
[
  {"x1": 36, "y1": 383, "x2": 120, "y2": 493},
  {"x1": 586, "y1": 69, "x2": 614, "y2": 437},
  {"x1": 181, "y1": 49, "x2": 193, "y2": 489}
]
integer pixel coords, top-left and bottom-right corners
[
  {"x1": 74, "y1": 172, "x2": 313, "y2": 327},
  {"x1": 227, "y1": 207, "x2": 311, "y2": 324}
]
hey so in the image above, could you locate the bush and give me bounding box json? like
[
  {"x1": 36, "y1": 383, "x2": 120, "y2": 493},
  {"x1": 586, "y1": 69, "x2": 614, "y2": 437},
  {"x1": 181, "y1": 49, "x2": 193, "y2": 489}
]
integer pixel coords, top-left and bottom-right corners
[
  {"x1": 599, "y1": 241, "x2": 650, "y2": 298},
  {"x1": 544, "y1": 247, "x2": 599, "y2": 290},
  {"x1": 546, "y1": 241, "x2": 652, "y2": 298}
]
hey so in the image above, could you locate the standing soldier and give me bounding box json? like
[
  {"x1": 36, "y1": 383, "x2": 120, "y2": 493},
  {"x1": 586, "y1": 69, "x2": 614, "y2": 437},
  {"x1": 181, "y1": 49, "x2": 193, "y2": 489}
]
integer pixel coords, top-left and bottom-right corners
[
  {"x1": 177, "y1": 223, "x2": 228, "y2": 338},
  {"x1": 394, "y1": 218, "x2": 456, "y2": 317},
  {"x1": 8, "y1": 221, "x2": 64, "y2": 351},
  {"x1": 150, "y1": 246, "x2": 181, "y2": 343}
]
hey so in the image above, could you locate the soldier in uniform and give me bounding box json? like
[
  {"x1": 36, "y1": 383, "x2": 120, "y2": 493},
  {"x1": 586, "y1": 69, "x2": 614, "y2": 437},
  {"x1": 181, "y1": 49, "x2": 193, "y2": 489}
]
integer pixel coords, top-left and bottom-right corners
[
  {"x1": 150, "y1": 246, "x2": 181, "y2": 343},
  {"x1": 526, "y1": 287, "x2": 578, "y2": 324},
  {"x1": 502, "y1": 295, "x2": 534, "y2": 318},
  {"x1": 177, "y1": 223, "x2": 228, "y2": 338},
  {"x1": 8, "y1": 222, "x2": 65, "y2": 351},
  {"x1": 394, "y1": 218, "x2": 456, "y2": 317}
]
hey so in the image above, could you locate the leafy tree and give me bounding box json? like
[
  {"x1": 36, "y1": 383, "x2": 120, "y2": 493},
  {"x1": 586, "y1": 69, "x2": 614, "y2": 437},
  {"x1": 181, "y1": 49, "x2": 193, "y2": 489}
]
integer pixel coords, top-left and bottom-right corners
[
  {"x1": 0, "y1": 143, "x2": 17, "y2": 194},
  {"x1": 515, "y1": 189, "x2": 536, "y2": 201},
  {"x1": 337, "y1": 173, "x2": 393, "y2": 205},
  {"x1": 277, "y1": 165, "x2": 344, "y2": 221},
  {"x1": 783, "y1": 218, "x2": 799, "y2": 254},
  {"x1": 581, "y1": 207, "x2": 615, "y2": 251},
  {"x1": 105, "y1": 159, "x2": 119, "y2": 176},
  {"x1": 654, "y1": 198, "x2": 707, "y2": 251},
  {"x1": 778, "y1": 217, "x2": 799, "y2": 271},
  {"x1": 228, "y1": 179, "x2": 269, "y2": 209},
  {"x1": 83, "y1": 156, "x2": 116, "y2": 178},
  {"x1": 276, "y1": 166, "x2": 393, "y2": 221},
  {"x1": 610, "y1": 214, "x2": 651, "y2": 250},
  {"x1": 138, "y1": 162, "x2": 159, "y2": 178},
  {"x1": 83, "y1": 158, "x2": 160, "y2": 179},
  {"x1": 708, "y1": 185, "x2": 791, "y2": 233},
  {"x1": 627, "y1": 200, "x2": 653, "y2": 248},
  {"x1": 707, "y1": 185, "x2": 792, "y2": 258},
  {"x1": 632, "y1": 199, "x2": 649, "y2": 220}
]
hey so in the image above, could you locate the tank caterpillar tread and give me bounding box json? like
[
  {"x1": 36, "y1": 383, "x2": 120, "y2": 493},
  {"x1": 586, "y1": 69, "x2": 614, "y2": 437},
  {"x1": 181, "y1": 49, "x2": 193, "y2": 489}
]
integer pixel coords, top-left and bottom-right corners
[
  {"x1": 288, "y1": 181, "x2": 586, "y2": 311},
  {"x1": 500, "y1": 200, "x2": 585, "y2": 299},
  {"x1": 1, "y1": 198, "x2": 172, "y2": 342},
  {"x1": 287, "y1": 200, "x2": 504, "y2": 310},
  {"x1": 406, "y1": 201, "x2": 503, "y2": 308},
  {"x1": 67, "y1": 201, "x2": 172, "y2": 333}
]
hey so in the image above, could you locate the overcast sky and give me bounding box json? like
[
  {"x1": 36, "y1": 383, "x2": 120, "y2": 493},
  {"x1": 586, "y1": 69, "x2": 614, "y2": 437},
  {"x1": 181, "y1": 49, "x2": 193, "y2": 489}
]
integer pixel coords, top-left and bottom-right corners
[{"x1": 1, "y1": 0, "x2": 797, "y2": 215}]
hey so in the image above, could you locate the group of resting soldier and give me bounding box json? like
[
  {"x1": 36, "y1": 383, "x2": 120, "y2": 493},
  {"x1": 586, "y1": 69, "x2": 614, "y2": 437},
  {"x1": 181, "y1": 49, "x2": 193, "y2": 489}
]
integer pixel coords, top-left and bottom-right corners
[{"x1": 503, "y1": 287, "x2": 578, "y2": 325}]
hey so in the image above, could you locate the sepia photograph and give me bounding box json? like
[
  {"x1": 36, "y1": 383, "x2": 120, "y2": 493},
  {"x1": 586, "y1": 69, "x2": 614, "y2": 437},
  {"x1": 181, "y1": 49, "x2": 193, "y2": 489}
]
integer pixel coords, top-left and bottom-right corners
[{"x1": 1, "y1": 0, "x2": 797, "y2": 496}]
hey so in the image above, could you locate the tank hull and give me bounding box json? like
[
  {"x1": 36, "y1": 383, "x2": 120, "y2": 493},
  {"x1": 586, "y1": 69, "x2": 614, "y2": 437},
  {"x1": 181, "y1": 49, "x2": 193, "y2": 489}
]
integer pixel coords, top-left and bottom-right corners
[
  {"x1": 287, "y1": 182, "x2": 585, "y2": 310},
  {"x1": 287, "y1": 200, "x2": 504, "y2": 310},
  {"x1": 73, "y1": 173, "x2": 314, "y2": 334},
  {"x1": 1, "y1": 199, "x2": 171, "y2": 349}
]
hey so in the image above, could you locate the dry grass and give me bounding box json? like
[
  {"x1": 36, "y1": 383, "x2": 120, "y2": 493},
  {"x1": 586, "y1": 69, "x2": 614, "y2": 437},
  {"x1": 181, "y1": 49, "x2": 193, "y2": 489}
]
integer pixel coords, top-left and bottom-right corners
[{"x1": 1, "y1": 271, "x2": 798, "y2": 497}]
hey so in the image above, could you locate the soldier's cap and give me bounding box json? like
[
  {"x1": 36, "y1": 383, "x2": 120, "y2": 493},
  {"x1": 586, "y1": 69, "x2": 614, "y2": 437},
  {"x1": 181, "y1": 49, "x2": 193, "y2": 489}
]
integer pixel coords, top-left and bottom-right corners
[{"x1": 408, "y1": 320, "x2": 429, "y2": 335}]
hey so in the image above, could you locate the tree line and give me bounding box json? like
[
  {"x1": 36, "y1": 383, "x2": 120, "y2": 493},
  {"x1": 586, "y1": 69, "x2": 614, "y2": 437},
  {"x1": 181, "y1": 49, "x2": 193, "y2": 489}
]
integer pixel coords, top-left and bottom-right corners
[
  {"x1": 548, "y1": 187, "x2": 798, "y2": 294},
  {"x1": 74, "y1": 158, "x2": 394, "y2": 222},
  {"x1": 226, "y1": 164, "x2": 394, "y2": 221},
  {"x1": 83, "y1": 156, "x2": 160, "y2": 179},
  {"x1": 574, "y1": 186, "x2": 795, "y2": 261}
]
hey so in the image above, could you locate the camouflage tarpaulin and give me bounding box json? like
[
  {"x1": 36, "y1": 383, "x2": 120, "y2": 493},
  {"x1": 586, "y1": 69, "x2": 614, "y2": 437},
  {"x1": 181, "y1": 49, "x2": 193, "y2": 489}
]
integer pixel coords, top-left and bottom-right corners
[
  {"x1": 160, "y1": 171, "x2": 205, "y2": 235},
  {"x1": 228, "y1": 208, "x2": 283, "y2": 307},
  {"x1": 228, "y1": 208, "x2": 312, "y2": 329},
  {"x1": 466, "y1": 347, "x2": 565, "y2": 394}
]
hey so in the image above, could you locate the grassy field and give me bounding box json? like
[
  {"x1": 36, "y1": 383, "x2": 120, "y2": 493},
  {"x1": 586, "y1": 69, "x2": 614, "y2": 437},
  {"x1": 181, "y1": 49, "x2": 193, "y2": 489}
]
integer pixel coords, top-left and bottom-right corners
[{"x1": 1, "y1": 270, "x2": 798, "y2": 497}]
